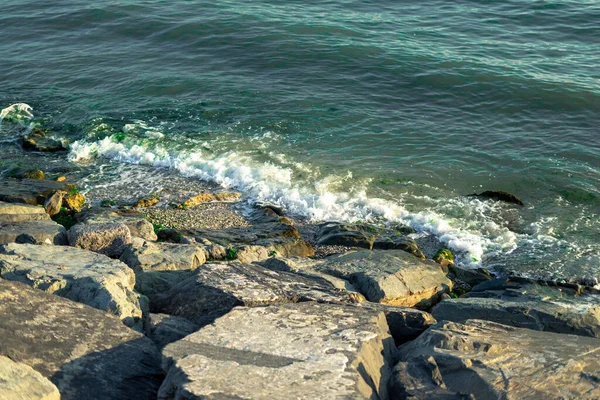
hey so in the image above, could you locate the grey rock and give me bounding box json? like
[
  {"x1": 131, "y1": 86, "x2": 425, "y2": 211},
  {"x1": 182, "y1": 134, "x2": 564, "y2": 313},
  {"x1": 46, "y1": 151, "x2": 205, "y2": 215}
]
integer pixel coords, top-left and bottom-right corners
[
  {"x1": 0, "y1": 220, "x2": 67, "y2": 245},
  {"x1": 160, "y1": 302, "x2": 396, "y2": 400},
  {"x1": 75, "y1": 207, "x2": 157, "y2": 241},
  {"x1": 0, "y1": 178, "x2": 70, "y2": 205},
  {"x1": 0, "y1": 356, "x2": 60, "y2": 400},
  {"x1": 314, "y1": 250, "x2": 452, "y2": 308},
  {"x1": 391, "y1": 319, "x2": 600, "y2": 399},
  {"x1": 120, "y1": 239, "x2": 206, "y2": 298},
  {"x1": 316, "y1": 222, "x2": 378, "y2": 249},
  {"x1": 43, "y1": 190, "x2": 64, "y2": 216},
  {"x1": 359, "y1": 303, "x2": 437, "y2": 345},
  {"x1": 0, "y1": 280, "x2": 163, "y2": 400},
  {"x1": 151, "y1": 261, "x2": 362, "y2": 326},
  {"x1": 432, "y1": 277, "x2": 600, "y2": 337},
  {"x1": 68, "y1": 222, "x2": 132, "y2": 257},
  {"x1": 373, "y1": 235, "x2": 425, "y2": 258},
  {"x1": 467, "y1": 190, "x2": 524, "y2": 206},
  {"x1": 446, "y1": 264, "x2": 492, "y2": 288},
  {"x1": 0, "y1": 243, "x2": 148, "y2": 332},
  {"x1": 149, "y1": 314, "x2": 199, "y2": 351}
]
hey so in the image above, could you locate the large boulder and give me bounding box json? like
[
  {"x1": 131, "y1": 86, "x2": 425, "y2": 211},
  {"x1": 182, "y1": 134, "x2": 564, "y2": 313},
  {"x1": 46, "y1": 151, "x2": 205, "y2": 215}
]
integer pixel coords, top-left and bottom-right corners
[
  {"x1": 75, "y1": 207, "x2": 157, "y2": 241},
  {"x1": 432, "y1": 277, "x2": 600, "y2": 337},
  {"x1": 120, "y1": 239, "x2": 206, "y2": 298},
  {"x1": 160, "y1": 302, "x2": 396, "y2": 399},
  {"x1": 314, "y1": 250, "x2": 452, "y2": 308},
  {"x1": 68, "y1": 222, "x2": 132, "y2": 257},
  {"x1": 390, "y1": 319, "x2": 600, "y2": 399},
  {"x1": 0, "y1": 356, "x2": 60, "y2": 400},
  {"x1": 316, "y1": 222, "x2": 379, "y2": 249},
  {"x1": 372, "y1": 235, "x2": 425, "y2": 258},
  {"x1": 151, "y1": 261, "x2": 362, "y2": 326},
  {"x1": 0, "y1": 280, "x2": 163, "y2": 400},
  {"x1": 0, "y1": 243, "x2": 148, "y2": 332}
]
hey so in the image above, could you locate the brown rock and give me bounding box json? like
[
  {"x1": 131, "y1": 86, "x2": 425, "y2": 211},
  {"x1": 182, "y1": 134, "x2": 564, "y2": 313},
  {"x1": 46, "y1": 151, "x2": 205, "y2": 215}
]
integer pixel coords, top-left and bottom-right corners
[
  {"x1": 43, "y1": 191, "x2": 65, "y2": 216},
  {"x1": 180, "y1": 192, "x2": 241, "y2": 208}
]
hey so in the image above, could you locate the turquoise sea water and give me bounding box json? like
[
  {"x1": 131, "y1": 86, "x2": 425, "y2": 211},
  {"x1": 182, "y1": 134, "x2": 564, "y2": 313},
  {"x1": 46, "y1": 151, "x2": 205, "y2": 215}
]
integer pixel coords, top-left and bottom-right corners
[{"x1": 1, "y1": 0, "x2": 599, "y2": 278}]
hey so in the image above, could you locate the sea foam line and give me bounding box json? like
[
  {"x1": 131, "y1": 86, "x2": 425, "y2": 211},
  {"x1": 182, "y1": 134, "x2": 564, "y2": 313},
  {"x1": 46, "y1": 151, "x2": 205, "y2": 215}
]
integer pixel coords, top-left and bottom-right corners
[{"x1": 69, "y1": 136, "x2": 514, "y2": 267}]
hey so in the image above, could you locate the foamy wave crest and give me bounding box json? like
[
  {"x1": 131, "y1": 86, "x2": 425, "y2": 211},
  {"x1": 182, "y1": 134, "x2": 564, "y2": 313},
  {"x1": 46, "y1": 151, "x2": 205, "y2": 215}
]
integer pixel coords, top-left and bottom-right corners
[{"x1": 69, "y1": 136, "x2": 519, "y2": 266}]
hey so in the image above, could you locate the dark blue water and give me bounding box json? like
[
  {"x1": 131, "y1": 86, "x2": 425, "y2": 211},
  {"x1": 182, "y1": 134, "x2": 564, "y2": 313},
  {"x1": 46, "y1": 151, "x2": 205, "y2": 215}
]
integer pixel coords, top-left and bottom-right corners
[{"x1": 1, "y1": 0, "x2": 599, "y2": 278}]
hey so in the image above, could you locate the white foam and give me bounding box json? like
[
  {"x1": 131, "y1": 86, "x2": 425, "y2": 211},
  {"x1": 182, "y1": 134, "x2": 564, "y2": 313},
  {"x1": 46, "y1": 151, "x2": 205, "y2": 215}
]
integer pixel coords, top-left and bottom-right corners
[{"x1": 69, "y1": 135, "x2": 523, "y2": 267}]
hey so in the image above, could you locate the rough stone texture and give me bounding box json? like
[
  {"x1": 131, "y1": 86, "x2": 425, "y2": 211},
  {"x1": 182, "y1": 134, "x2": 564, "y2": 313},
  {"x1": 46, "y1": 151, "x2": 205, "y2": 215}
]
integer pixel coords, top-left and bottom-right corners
[
  {"x1": 359, "y1": 303, "x2": 437, "y2": 346},
  {"x1": 314, "y1": 250, "x2": 452, "y2": 308},
  {"x1": 316, "y1": 222, "x2": 378, "y2": 249},
  {"x1": 0, "y1": 356, "x2": 60, "y2": 400},
  {"x1": 432, "y1": 277, "x2": 600, "y2": 338},
  {"x1": 43, "y1": 190, "x2": 64, "y2": 216},
  {"x1": 372, "y1": 235, "x2": 425, "y2": 258},
  {"x1": 149, "y1": 314, "x2": 199, "y2": 351},
  {"x1": 391, "y1": 319, "x2": 600, "y2": 399},
  {"x1": 120, "y1": 238, "x2": 206, "y2": 298},
  {"x1": 75, "y1": 207, "x2": 157, "y2": 241},
  {"x1": 68, "y1": 222, "x2": 132, "y2": 257},
  {"x1": 62, "y1": 192, "x2": 85, "y2": 212},
  {"x1": 134, "y1": 196, "x2": 159, "y2": 208},
  {"x1": 0, "y1": 179, "x2": 71, "y2": 205},
  {"x1": 0, "y1": 201, "x2": 67, "y2": 244},
  {"x1": 151, "y1": 261, "x2": 362, "y2": 326},
  {"x1": 0, "y1": 280, "x2": 163, "y2": 400},
  {"x1": 0, "y1": 243, "x2": 148, "y2": 332},
  {"x1": 185, "y1": 221, "x2": 315, "y2": 261},
  {"x1": 160, "y1": 302, "x2": 396, "y2": 400}
]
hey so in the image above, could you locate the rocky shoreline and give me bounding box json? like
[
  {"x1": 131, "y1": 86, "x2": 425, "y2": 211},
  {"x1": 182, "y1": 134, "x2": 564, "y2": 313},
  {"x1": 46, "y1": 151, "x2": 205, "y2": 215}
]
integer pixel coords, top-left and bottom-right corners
[{"x1": 1, "y1": 157, "x2": 600, "y2": 399}]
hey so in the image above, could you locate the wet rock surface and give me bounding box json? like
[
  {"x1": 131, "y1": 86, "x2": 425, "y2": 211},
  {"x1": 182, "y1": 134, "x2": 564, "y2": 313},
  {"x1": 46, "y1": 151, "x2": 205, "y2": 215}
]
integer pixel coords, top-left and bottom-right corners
[
  {"x1": 0, "y1": 243, "x2": 148, "y2": 331},
  {"x1": 391, "y1": 319, "x2": 600, "y2": 399},
  {"x1": 160, "y1": 302, "x2": 396, "y2": 400},
  {"x1": 0, "y1": 280, "x2": 163, "y2": 400}
]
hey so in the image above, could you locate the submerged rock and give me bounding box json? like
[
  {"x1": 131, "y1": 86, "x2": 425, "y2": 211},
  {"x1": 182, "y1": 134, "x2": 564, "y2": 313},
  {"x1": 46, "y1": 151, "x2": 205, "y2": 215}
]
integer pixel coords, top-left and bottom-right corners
[
  {"x1": 0, "y1": 243, "x2": 148, "y2": 332},
  {"x1": 21, "y1": 129, "x2": 67, "y2": 152},
  {"x1": 0, "y1": 356, "x2": 61, "y2": 400},
  {"x1": 160, "y1": 302, "x2": 395, "y2": 399},
  {"x1": 0, "y1": 280, "x2": 163, "y2": 400},
  {"x1": 314, "y1": 250, "x2": 452, "y2": 308},
  {"x1": 391, "y1": 319, "x2": 600, "y2": 399},
  {"x1": 468, "y1": 190, "x2": 524, "y2": 206},
  {"x1": 432, "y1": 277, "x2": 600, "y2": 338},
  {"x1": 151, "y1": 261, "x2": 362, "y2": 326}
]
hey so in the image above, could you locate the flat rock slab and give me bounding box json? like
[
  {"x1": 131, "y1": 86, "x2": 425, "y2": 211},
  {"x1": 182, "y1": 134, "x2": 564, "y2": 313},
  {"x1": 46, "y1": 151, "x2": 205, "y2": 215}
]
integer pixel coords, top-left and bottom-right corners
[
  {"x1": 68, "y1": 222, "x2": 132, "y2": 257},
  {"x1": 315, "y1": 250, "x2": 452, "y2": 308},
  {"x1": 391, "y1": 319, "x2": 600, "y2": 399},
  {"x1": 433, "y1": 278, "x2": 600, "y2": 338},
  {"x1": 0, "y1": 280, "x2": 163, "y2": 400},
  {"x1": 0, "y1": 243, "x2": 147, "y2": 332},
  {"x1": 0, "y1": 179, "x2": 70, "y2": 205},
  {"x1": 0, "y1": 356, "x2": 60, "y2": 400},
  {"x1": 0, "y1": 220, "x2": 67, "y2": 245},
  {"x1": 151, "y1": 261, "x2": 362, "y2": 326},
  {"x1": 160, "y1": 302, "x2": 396, "y2": 400},
  {"x1": 120, "y1": 239, "x2": 206, "y2": 297}
]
